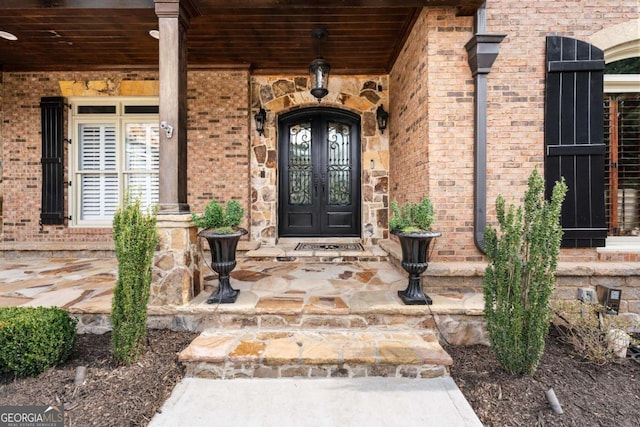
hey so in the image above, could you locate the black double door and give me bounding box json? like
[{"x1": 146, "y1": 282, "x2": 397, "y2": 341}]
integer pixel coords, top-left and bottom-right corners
[{"x1": 278, "y1": 108, "x2": 361, "y2": 237}]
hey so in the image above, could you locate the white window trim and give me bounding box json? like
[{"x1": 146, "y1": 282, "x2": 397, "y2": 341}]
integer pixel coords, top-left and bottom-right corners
[
  {"x1": 602, "y1": 78, "x2": 640, "y2": 245},
  {"x1": 604, "y1": 75, "x2": 640, "y2": 93},
  {"x1": 68, "y1": 96, "x2": 159, "y2": 228},
  {"x1": 599, "y1": 28, "x2": 640, "y2": 246}
]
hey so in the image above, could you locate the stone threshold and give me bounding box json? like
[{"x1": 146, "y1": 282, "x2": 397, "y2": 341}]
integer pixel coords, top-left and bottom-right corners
[
  {"x1": 242, "y1": 244, "x2": 388, "y2": 261},
  {"x1": 179, "y1": 328, "x2": 452, "y2": 379}
]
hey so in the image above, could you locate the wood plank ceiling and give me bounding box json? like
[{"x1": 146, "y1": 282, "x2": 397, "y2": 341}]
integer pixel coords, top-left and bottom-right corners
[{"x1": 0, "y1": 0, "x2": 483, "y2": 74}]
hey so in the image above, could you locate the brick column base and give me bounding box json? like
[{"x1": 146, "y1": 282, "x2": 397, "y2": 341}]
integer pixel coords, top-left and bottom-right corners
[{"x1": 151, "y1": 214, "x2": 202, "y2": 305}]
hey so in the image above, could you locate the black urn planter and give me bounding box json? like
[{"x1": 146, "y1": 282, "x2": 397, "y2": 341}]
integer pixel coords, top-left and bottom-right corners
[
  {"x1": 199, "y1": 228, "x2": 248, "y2": 304},
  {"x1": 391, "y1": 230, "x2": 441, "y2": 305}
]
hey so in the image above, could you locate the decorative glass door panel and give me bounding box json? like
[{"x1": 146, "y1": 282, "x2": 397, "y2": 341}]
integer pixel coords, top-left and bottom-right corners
[
  {"x1": 288, "y1": 122, "x2": 312, "y2": 206},
  {"x1": 279, "y1": 109, "x2": 360, "y2": 237},
  {"x1": 327, "y1": 121, "x2": 351, "y2": 206}
]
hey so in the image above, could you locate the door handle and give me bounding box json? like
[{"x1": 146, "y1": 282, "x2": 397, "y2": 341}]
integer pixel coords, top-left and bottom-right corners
[
  {"x1": 321, "y1": 173, "x2": 326, "y2": 194},
  {"x1": 313, "y1": 174, "x2": 319, "y2": 197}
]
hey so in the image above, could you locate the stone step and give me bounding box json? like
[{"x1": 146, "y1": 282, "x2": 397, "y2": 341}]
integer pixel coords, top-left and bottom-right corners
[
  {"x1": 179, "y1": 328, "x2": 453, "y2": 380},
  {"x1": 239, "y1": 241, "x2": 389, "y2": 262}
]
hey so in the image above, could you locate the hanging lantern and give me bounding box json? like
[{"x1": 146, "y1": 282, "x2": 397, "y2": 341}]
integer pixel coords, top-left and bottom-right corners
[
  {"x1": 309, "y1": 56, "x2": 331, "y2": 101},
  {"x1": 309, "y1": 28, "x2": 330, "y2": 101}
]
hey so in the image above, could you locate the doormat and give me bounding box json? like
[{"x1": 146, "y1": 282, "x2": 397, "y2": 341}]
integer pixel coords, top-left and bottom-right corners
[{"x1": 295, "y1": 243, "x2": 364, "y2": 251}]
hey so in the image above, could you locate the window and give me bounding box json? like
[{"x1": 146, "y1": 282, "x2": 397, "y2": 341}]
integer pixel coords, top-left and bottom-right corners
[
  {"x1": 69, "y1": 98, "x2": 159, "y2": 227},
  {"x1": 604, "y1": 94, "x2": 640, "y2": 236}
]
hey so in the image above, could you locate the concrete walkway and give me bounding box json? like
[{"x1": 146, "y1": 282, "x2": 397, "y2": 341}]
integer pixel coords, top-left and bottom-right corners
[{"x1": 148, "y1": 377, "x2": 483, "y2": 427}]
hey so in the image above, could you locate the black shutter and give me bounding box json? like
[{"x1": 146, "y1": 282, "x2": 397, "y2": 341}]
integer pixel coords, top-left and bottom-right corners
[
  {"x1": 40, "y1": 96, "x2": 65, "y2": 225},
  {"x1": 545, "y1": 36, "x2": 607, "y2": 248}
]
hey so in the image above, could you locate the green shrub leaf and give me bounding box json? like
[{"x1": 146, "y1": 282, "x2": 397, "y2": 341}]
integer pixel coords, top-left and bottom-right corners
[
  {"x1": 483, "y1": 168, "x2": 567, "y2": 376},
  {"x1": 111, "y1": 197, "x2": 158, "y2": 364},
  {"x1": 389, "y1": 197, "x2": 435, "y2": 233},
  {"x1": 191, "y1": 199, "x2": 245, "y2": 232},
  {"x1": 0, "y1": 307, "x2": 77, "y2": 377}
]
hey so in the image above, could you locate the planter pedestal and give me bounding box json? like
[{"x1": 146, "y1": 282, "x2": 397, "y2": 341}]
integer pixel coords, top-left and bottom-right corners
[
  {"x1": 199, "y1": 228, "x2": 247, "y2": 304},
  {"x1": 392, "y1": 231, "x2": 441, "y2": 305}
]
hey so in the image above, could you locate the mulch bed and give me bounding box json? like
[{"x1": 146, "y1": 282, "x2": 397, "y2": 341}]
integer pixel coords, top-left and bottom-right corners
[
  {"x1": 0, "y1": 329, "x2": 197, "y2": 427},
  {"x1": 1, "y1": 328, "x2": 638, "y2": 426},
  {"x1": 447, "y1": 329, "x2": 640, "y2": 427}
]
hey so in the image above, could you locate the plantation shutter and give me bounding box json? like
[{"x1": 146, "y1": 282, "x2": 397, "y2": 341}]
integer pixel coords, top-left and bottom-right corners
[
  {"x1": 124, "y1": 123, "x2": 160, "y2": 211},
  {"x1": 78, "y1": 123, "x2": 118, "y2": 220},
  {"x1": 545, "y1": 36, "x2": 607, "y2": 248},
  {"x1": 40, "y1": 97, "x2": 65, "y2": 225}
]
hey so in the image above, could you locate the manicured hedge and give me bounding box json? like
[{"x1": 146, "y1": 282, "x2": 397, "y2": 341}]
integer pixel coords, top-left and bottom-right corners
[{"x1": 0, "y1": 306, "x2": 77, "y2": 377}]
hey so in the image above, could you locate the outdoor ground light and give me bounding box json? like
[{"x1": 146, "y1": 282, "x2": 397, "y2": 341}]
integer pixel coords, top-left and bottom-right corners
[
  {"x1": 254, "y1": 107, "x2": 266, "y2": 136},
  {"x1": 376, "y1": 105, "x2": 389, "y2": 133},
  {"x1": 596, "y1": 284, "x2": 622, "y2": 315}
]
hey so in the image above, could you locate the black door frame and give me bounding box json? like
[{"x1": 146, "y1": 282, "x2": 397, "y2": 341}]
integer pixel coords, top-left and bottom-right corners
[{"x1": 277, "y1": 107, "x2": 361, "y2": 237}]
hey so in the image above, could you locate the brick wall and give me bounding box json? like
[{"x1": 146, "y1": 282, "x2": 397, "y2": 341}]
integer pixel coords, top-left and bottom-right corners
[
  {"x1": 389, "y1": 9, "x2": 433, "y2": 206},
  {"x1": 390, "y1": 3, "x2": 638, "y2": 262},
  {"x1": 390, "y1": 8, "x2": 476, "y2": 262},
  {"x1": 1, "y1": 2, "x2": 637, "y2": 256},
  {"x1": 186, "y1": 70, "x2": 251, "y2": 228},
  {"x1": 0, "y1": 71, "x2": 158, "y2": 244},
  {"x1": 485, "y1": 0, "x2": 638, "y2": 262},
  {"x1": 0, "y1": 69, "x2": 251, "y2": 243},
  {"x1": 0, "y1": 71, "x2": 3, "y2": 236}
]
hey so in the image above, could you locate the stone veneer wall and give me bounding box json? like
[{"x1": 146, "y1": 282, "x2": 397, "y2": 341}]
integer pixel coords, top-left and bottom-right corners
[
  {"x1": 150, "y1": 215, "x2": 201, "y2": 306},
  {"x1": 389, "y1": 4, "x2": 639, "y2": 262},
  {"x1": 250, "y1": 75, "x2": 390, "y2": 245}
]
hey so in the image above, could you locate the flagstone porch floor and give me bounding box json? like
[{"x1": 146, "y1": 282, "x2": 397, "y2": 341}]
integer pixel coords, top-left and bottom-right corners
[
  {"x1": 0, "y1": 257, "x2": 484, "y2": 337},
  {"x1": 0, "y1": 255, "x2": 486, "y2": 378}
]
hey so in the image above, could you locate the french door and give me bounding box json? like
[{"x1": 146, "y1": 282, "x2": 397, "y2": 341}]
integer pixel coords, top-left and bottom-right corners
[{"x1": 278, "y1": 108, "x2": 361, "y2": 237}]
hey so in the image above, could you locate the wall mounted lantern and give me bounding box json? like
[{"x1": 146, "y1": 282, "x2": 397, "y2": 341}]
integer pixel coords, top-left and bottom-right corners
[
  {"x1": 254, "y1": 107, "x2": 267, "y2": 136},
  {"x1": 376, "y1": 105, "x2": 389, "y2": 134},
  {"x1": 309, "y1": 28, "x2": 331, "y2": 102}
]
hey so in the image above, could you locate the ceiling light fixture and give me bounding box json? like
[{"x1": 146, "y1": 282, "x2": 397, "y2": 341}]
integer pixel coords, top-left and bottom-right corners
[
  {"x1": 149, "y1": 29, "x2": 160, "y2": 40},
  {"x1": 0, "y1": 31, "x2": 18, "y2": 41}
]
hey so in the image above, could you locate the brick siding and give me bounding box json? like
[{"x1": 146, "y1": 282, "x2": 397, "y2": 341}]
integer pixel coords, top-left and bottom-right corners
[
  {"x1": 390, "y1": 3, "x2": 638, "y2": 261},
  {"x1": 0, "y1": 1, "x2": 637, "y2": 260},
  {"x1": 0, "y1": 70, "x2": 251, "y2": 243}
]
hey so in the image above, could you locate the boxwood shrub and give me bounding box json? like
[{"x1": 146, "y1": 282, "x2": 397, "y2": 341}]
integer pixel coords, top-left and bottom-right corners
[{"x1": 0, "y1": 306, "x2": 77, "y2": 377}]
